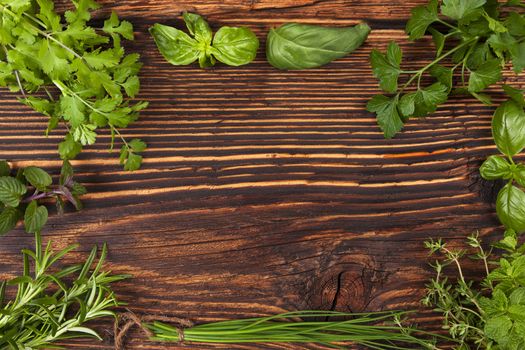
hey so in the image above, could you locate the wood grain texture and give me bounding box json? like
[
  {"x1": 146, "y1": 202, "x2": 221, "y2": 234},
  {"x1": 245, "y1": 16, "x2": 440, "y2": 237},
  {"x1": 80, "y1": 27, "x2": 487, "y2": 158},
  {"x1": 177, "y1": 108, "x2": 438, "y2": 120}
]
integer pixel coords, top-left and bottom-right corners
[{"x1": 1, "y1": 0, "x2": 524, "y2": 349}]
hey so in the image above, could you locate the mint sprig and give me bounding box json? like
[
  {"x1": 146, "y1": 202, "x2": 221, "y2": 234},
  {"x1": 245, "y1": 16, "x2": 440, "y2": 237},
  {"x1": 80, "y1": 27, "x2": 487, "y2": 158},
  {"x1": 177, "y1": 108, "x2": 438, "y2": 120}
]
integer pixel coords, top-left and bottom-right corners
[
  {"x1": 0, "y1": 0, "x2": 148, "y2": 170},
  {"x1": 0, "y1": 160, "x2": 85, "y2": 236},
  {"x1": 368, "y1": 0, "x2": 524, "y2": 138}
]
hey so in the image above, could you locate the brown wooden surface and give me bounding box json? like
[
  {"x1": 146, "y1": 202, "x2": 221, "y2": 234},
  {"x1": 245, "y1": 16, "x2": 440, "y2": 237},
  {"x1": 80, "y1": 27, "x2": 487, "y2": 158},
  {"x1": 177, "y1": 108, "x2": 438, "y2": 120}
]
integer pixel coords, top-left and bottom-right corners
[{"x1": 1, "y1": 1, "x2": 523, "y2": 349}]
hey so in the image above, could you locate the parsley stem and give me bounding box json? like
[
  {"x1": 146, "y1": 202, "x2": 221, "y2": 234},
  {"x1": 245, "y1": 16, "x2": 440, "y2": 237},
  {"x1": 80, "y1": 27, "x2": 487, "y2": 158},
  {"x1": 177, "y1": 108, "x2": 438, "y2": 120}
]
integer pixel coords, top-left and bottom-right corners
[
  {"x1": 436, "y1": 18, "x2": 460, "y2": 32},
  {"x1": 399, "y1": 37, "x2": 477, "y2": 94}
]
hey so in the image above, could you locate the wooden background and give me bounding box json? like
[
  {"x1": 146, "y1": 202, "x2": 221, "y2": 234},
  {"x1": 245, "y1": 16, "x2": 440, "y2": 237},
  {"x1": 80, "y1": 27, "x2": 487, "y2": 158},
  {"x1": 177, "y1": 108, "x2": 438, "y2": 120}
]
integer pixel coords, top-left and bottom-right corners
[{"x1": 1, "y1": 0, "x2": 523, "y2": 348}]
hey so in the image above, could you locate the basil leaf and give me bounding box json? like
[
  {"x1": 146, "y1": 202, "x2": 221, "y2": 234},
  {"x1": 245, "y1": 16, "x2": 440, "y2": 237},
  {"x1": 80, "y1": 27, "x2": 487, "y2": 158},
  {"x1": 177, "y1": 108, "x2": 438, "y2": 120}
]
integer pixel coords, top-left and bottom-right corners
[
  {"x1": 497, "y1": 183, "x2": 525, "y2": 234},
  {"x1": 480, "y1": 155, "x2": 512, "y2": 180},
  {"x1": 210, "y1": 27, "x2": 259, "y2": 66},
  {"x1": 492, "y1": 101, "x2": 525, "y2": 157},
  {"x1": 149, "y1": 23, "x2": 200, "y2": 65},
  {"x1": 515, "y1": 164, "x2": 525, "y2": 188},
  {"x1": 266, "y1": 22, "x2": 370, "y2": 70},
  {"x1": 182, "y1": 12, "x2": 212, "y2": 45}
]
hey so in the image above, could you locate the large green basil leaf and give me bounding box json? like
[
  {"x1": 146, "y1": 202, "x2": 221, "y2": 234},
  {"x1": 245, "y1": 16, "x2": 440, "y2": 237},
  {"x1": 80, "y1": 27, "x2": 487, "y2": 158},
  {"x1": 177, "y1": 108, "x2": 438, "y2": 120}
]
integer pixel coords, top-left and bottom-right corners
[
  {"x1": 497, "y1": 183, "x2": 525, "y2": 234},
  {"x1": 149, "y1": 23, "x2": 200, "y2": 65},
  {"x1": 492, "y1": 101, "x2": 525, "y2": 157},
  {"x1": 266, "y1": 22, "x2": 370, "y2": 70},
  {"x1": 210, "y1": 27, "x2": 259, "y2": 66}
]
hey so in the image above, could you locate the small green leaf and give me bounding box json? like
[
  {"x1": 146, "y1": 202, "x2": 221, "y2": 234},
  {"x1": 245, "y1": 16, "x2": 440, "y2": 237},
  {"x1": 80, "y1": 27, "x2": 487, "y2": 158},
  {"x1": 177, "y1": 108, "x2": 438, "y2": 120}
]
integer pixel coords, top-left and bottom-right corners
[
  {"x1": 510, "y1": 288, "x2": 525, "y2": 305},
  {"x1": 480, "y1": 155, "x2": 512, "y2": 180},
  {"x1": 503, "y1": 85, "x2": 525, "y2": 107},
  {"x1": 149, "y1": 23, "x2": 200, "y2": 66},
  {"x1": 430, "y1": 64, "x2": 453, "y2": 90},
  {"x1": 406, "y1": 0, "x2": 439, "y2": 40},
  {"x1": 60, "y1": 95, "x2": 86, "y2": 128},
  {"x1": 0, "y1": 177, "x2": 27, "y2": 207},
  {"x1": 497, "y1": 183, "x2": 525, "y2": 234},
  {"x1": 0, "y1": 161, "x2": 10, "y2": 177},
  {"x1": 367, "y1": 94, "x2": 403, "y2": 139},
  {"x1": 123, "y1": 153, "x2": 142, "y2": 171},
  {"x1": 24, "y1": 200, "x2": 48, "y2": 234},
  {"x1": 468, "y1": 59, "x2": 502, "y2": 93},
  {"x1": 441, "y1": 0, "x2": 486, "y2": 21},
  {"x1": 429, "y1": 28, "x2": 445, "y2": 56},
  {"x1": 23, "y1": 167, "x2": 52, "y2": 191},
  {"x1": 210, "y1": 27, "x2": 259, "y2": 66},
  {"x1": 83, "y1": 49, "x2": 120, "y2": 69},
  {"x1": 183, "y1": 12, "x2": 212, "y2": 44},
  {"x1": 485, "y1": 315, "x2": 512, "y2": 343},
  {"x1": 492, "y1": 101, "x2": 525, "y2": 157},
  {"x1": 370, "y1": 42, "x2": 402, "y2": 93},
  {"x1": 73, "y1": 124, "x2": 97, "y2": 146},
  {"x1": 121, "y1": 76, "x2": 140, "y2": 98},
  {"x1": 59, "y1": 134, "x2": 83, "y2": 160},
  {"x1": 129, "y1": 139, "x2": 147, "y2": 153},
  {"x1": 0, "y1": 207, "x2": 22, "y2": 235}
]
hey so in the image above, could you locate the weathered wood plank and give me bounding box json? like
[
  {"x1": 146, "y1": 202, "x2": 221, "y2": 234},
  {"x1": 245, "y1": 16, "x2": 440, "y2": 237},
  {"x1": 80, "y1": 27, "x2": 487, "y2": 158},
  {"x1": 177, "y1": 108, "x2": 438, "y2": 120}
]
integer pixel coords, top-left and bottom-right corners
[{"x1": 1, "y1": 1, "x2": 522, "y2": 349}]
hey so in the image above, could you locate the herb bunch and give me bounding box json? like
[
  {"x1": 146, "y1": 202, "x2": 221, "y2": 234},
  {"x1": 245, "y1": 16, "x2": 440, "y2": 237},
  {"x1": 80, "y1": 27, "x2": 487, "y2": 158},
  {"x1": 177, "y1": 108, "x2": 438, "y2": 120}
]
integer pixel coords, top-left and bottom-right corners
[
  {"x1": 0, "y1": 160, "x2": 85, "y2": 236},
  {"x1": 146, "y1": 310, "x2": 446, "y2": 349},
  {"x1": 0, "y1": 0, "x2": 148, "y2": 170},
  {"x1": 480, "y1": 88, "x2": 525, "y2": 235},
  {"x1": 150, "y1": 12, "x2": 259, "y2": 69},
  {"x1": 0, "y1": 232, "x2": 127, "y2": 349},
  {"x1": 368, "y1": 0, "x2": 525, "y2": 138},
  {"x1": 424, "y1": 231, "x2": 525, "y2": 349}
]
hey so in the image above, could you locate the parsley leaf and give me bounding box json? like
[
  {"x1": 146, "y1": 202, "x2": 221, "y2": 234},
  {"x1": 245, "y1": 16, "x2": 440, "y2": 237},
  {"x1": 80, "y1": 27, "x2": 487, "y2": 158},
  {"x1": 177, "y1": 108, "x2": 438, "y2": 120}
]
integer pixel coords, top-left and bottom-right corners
[
  {"x1": 370, "y1": 42, "x2": 402, "y2": 93},
  {"x1": 440, "y1": 0, "x2": 486, "y2": 21},
  {"x1": 367, "y1": 94, "x2": 403, "y2": 138},
  {"x1": 406, "y1": 0, "x2": 439, "y2": 40}
]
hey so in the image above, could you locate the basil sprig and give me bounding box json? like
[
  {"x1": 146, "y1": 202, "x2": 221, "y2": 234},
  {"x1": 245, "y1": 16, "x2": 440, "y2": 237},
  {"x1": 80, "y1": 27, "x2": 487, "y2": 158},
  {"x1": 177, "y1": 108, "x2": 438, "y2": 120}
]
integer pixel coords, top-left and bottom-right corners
[
  {"x1": 266, "y1": 23, "x2": 370, "y2": 70},
  {"x1": 480, "y1": 86, "x2": 525, "y2": 234},
  {"x1": 150, "y1": 13, "x2": 259, "y2": 68}
]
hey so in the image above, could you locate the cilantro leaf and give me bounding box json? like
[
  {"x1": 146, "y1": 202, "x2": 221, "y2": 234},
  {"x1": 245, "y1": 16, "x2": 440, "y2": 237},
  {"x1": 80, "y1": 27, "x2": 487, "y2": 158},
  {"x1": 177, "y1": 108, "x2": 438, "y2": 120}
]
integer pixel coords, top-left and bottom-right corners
[
  {"x1": 441, "y1": 0, "x2": 486, "y2": 21},
  {"x1": 367, "y1": 94, "x2": 404, "y2": 138},
  {"x1": 468, "y1": 59, "x2": 502, "y2": 93},
  {"x1": 406, "y1": 0, "x2": 439, "y2": 40},
  {"x1": 83, "y1": 49, "x2": 120, "y2": 69},
  {"x1": 370, "y1": 42, "x2": 402, "y2": 93}
]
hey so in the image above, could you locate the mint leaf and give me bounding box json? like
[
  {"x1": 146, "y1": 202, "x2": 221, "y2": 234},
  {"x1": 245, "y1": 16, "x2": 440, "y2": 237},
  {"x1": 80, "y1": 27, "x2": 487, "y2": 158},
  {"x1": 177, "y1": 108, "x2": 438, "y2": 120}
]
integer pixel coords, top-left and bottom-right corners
[
  {"x1": 0, "y1": 207, "x2": 21, "y2": 235},
  {"x1": 497, "y1": 183, "x2": 525, "y2": 234},
  {"x1": 441, "y1": 0, "x2": 486, "y2": 21},
  {"x1": 480, "y1": 155, "x2": 512, "y2": 180},
  {"x1": 23, "y1": 167, "x2": 52, "y2": 191},
  {"x1": 0, "y1": 161, "x2": 10, "y2": 177},
  {"x1": 0, "y1": 177, "x2": 27, "y2": 207},
  {"x1": 485, "y1": 315, "x2": 513, "y2": 344},
  {"x1": 24, "y1": 200, "x2": 48, "y2": 234},
  {"x1": 468, "y1": 59, "x2": 502, "y2": 93},
  {"x1": 492, "y1": 101, "x2": 525, "y2": 157},
  {"x1": 370, "y1": 42, "x2": 402, "y2": 93},
  {"x1": 406, "y1": 0, "x2": 439, "y2": 40},
  {"x1": 367, "y1": 94, "x2": 403, "y2": 138}
]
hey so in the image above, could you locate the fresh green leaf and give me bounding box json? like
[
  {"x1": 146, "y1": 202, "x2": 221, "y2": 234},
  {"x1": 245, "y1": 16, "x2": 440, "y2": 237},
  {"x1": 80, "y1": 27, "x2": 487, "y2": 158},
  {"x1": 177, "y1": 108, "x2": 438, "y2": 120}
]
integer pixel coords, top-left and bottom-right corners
[
  {"x1": 370, "y1": 42, "x2": 402, "y2": 93},
  {"x1": 468, "y1": 59, "x2": 502, "y2": 93},
  {"x1": 0, "y1": 177, "x2": 27, "y2": 207},
  {"x1": 266, "y1": 22, "x2": 370, "y2": 70},
  {"x1": 480, "y1": 155, "x2": 512, "y2": 180},
  {"x1": 485, "y1": 315, "x2": 513, "y2": 343},
  {"x1": 128, "y1": 138, "x2": 147, "y2": 153},
  {"x1": 0, "y1": 207, "x2": 21, "y2": 235},
  {"x1": 182, "y1": 12, "x2": 212, "y2": 44},
  {"x1": 210, "y1": 27, "x2": 259, "y2": 66},
  {"x1": 59, "y1": 134, "x2": 83, "y2": 160},
  {"x1": 492, "y1": 101, "x2": 525, "y2": 157},
  {"x1": 23, "y1": 167, "x2": 52, "y2": 191},
  {"x1": 149, "y1": 23, "x2": 200, "y2": 66},
  {"x1": 503, "y1": 85, "x2": 525, "y2": 107},
  {"x1": 0, "y1": 161, "x2": 10, "y2": 177},
  {"x1": 441, "y1": 0, "x2": 486, "y2": 21},
  {"x1": 406, "y1": 0, "x2": 439, "y2": 40},
  {"x1": 497, "y1": 183, "x2": 525, "y2": 234},
  {"x1": 367, "y1": 94, "x2": 403, "y2": 138},
  {"x1": 24, "y1": 200, "x2": 48, "y2": 234}
]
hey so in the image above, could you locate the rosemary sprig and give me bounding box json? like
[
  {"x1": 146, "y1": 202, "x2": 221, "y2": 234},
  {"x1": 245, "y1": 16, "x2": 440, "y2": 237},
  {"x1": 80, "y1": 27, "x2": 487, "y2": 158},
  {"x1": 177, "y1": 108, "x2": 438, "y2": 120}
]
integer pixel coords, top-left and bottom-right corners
[{"x1": 0, "y1": 232, "x2": 128, "y2": 349}]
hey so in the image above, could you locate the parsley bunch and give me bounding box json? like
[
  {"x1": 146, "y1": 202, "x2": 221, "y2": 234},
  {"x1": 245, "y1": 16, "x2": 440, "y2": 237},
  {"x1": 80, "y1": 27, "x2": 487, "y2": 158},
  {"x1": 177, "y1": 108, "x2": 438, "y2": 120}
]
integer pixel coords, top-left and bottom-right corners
[
  {"x1": 424, "y1": 231, "x2": 525, "y2": 349},
  {"x1": 368, "y1": 0, "x2": 525, "y2": 138},
  {"x1": 0, "y1": 0, "x2": 148, "y2": 170},
  {"x1": 0, "y1": 160, "x2": 85, "y2": 236},
  {"x1": 0, "y1": 232, "x2": 127, "y2": 349}
]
